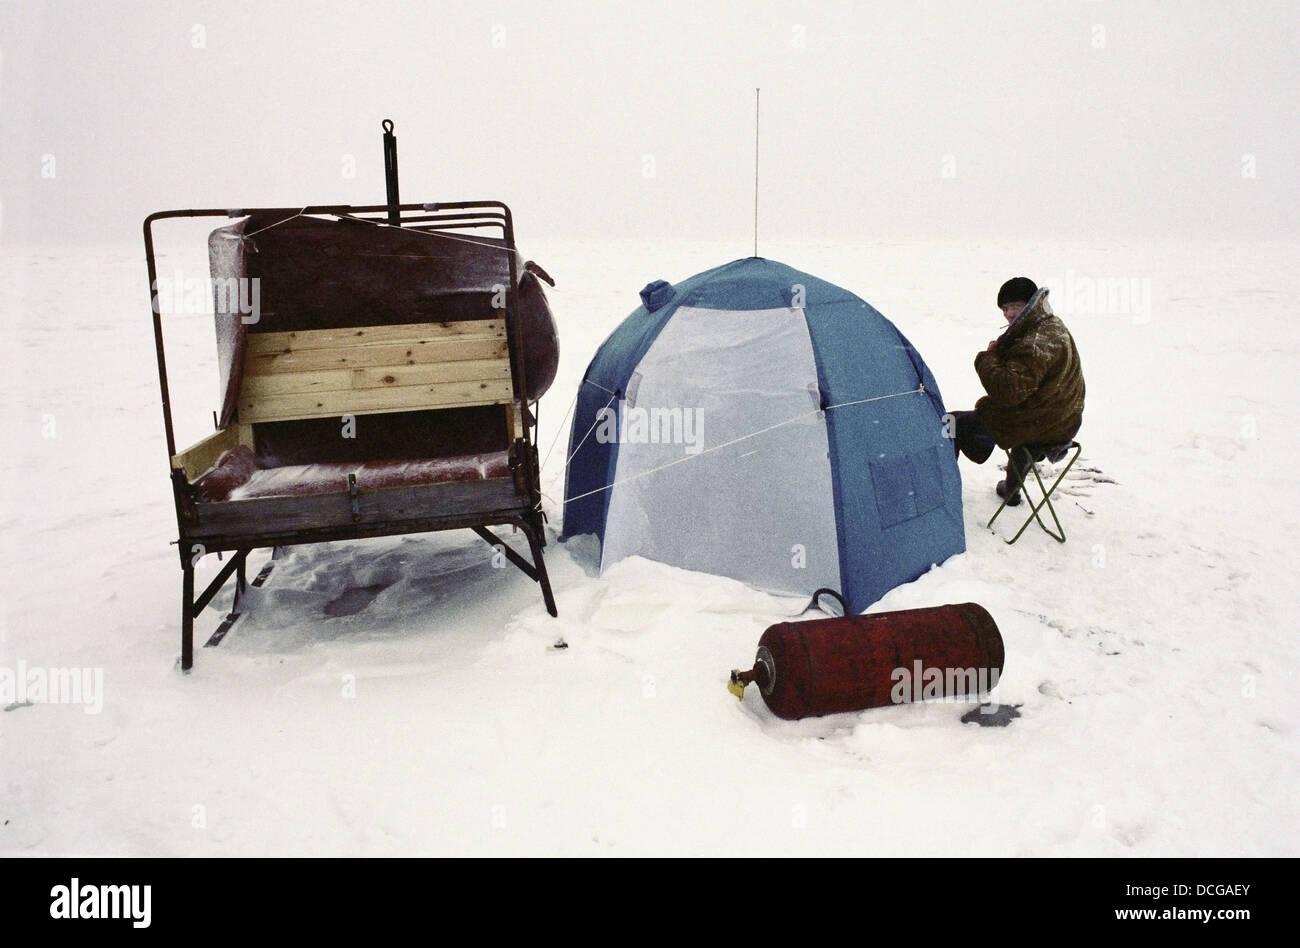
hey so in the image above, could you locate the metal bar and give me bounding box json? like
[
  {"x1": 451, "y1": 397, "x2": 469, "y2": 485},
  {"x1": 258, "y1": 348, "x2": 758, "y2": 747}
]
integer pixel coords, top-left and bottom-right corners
[
  {"x1": 382, "y1": 119, "x2": 401, "y2": 226},
  {"x1": 754, "y1": 87, "x2": 760, "y2": 257},
  {"x1": 986, "y1": 486, "x2": 1011, "y2": 528},
  {"x1": 497, "y1": 205, "x2": 538, "y2": 448},
  {"x1": 412, "y1": 201, "x2": 511, "y2": 212},
  {"x1": 407, "y1": 222, "x2": 508, "y2": 233},
  {"x1": 472, "y1": 525, "x2": 539, "y2": 580},
  {"x1": 345, "y1": 212, "x2": 508, "y2": 226},
  {"x1": 1018, "y1": 466, "x2": 1064, "y2": 542},
  {"x1": 522, "y1": 519, "x2": 558, "y2": 617},
  {"x1": 181, "y1": 566, "x2": 194, "y2": 672},
  {"x1": 1007, "y1": 488, "x2": 1060, "y2": 544},
  {"x1": 144, "y1": 217, "x2": 177, "y2": 459},
  {"x1": 192, "y1": 549, "x2": 248, "y2": 614},
  {"x1": 493, "y1": 206, "x2": 546, "y2": 520},
  {"x1": 505, "y1": 251, "x2": 528, "y2": 437},
  {"x1": 406, "y1": 214, "x2": 507, "y2": 225},
  {"x1": 144, "y1": 201, "x2": 511, "y2": 223},
  {"x1": 471, "y1": 523, "x2": 557, "y2": 616},
  {"x1": 233, "y1": 551, "x2": 249, "y2": 612}
]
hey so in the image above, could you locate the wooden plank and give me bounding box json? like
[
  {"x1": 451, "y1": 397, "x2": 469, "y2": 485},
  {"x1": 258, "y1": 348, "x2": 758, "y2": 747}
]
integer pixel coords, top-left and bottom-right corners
[
  {"x1": 246, "y1": 319, "x2": 505, "y2": 354},
  {"x1": 241, "y1": 368, "x2": 352, "y2": 397},
  {"x1": 246, "y1": 336, "x2": 508, "y2": 374},
  {"x1": 240, "y1": 359, "x2": 511, "y2": 398},
  {"x1": 171, "y1": 426, "x2": 241, "y2": 482},
  {"x1": 350, "y1": 360, "x2": 511, "y2": 390},
  {"x1": 187, "y1": 505, "x2": 531, "y2": 553},
  {"x1": 191, "y1": 477, "x2": 522, "y2": 538},
  {"x1": 373, "y1": 479, "x2": 521, "y2": 522},
  {"x1": 239, "y1": 377, "x2": 515, "y2": 423},
  {"x1": 508, "y1": 401, "x2": 525, "y2": 440}
]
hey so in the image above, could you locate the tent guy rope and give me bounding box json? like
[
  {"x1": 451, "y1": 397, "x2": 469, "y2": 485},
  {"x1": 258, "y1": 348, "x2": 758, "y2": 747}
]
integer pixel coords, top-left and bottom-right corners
[{"x1": 557, "y1": 384, "x2": 926, "y2": 508}]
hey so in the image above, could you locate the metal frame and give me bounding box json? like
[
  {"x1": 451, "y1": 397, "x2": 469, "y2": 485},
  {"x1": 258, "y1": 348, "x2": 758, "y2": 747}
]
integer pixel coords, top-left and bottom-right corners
[
  {"x1": 986, "y1": 442, "x2": 1082, "y2": 544},
  {"x1": 145, "y1": 201, "x2": 556, "y2": 671}
]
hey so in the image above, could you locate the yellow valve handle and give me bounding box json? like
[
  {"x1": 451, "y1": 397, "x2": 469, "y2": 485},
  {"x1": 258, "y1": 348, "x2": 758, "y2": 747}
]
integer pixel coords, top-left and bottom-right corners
[{"x1": 727, "y1": 670, "x2": 748, "y2": 700}]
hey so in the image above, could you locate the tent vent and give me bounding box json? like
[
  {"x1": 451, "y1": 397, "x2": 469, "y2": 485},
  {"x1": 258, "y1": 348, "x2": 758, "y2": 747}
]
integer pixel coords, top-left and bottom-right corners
[{"x1": 640, "y1": 280, "x2": 675, "y2": 312}]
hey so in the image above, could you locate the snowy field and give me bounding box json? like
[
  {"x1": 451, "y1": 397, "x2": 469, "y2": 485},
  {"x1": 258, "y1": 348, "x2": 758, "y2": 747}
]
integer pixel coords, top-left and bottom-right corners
[{"x1": 1, "y1": 235, "x2": 1297, "y2": 856}]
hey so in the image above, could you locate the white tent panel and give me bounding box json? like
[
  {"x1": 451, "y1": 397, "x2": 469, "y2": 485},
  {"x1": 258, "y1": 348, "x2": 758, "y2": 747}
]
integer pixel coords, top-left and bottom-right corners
[{"x1": 601, "y1": 305, "x2": 840, "y2": 598}]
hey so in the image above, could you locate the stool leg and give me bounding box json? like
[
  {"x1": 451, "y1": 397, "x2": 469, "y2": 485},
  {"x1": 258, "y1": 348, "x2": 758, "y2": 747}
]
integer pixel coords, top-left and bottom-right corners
[
  {"x1": 1009, "y1": 465, "x2": 1060, "y2": 543},
  {"x1": 987, "y1": 486, "x2": 1010, "y2": 528},
  {"x1": 1007, "y1": 444, "x2": 1081, "y2": 544},
  {"x1": 987, "y1": 446, "x2": 1033, "y2": 530}
]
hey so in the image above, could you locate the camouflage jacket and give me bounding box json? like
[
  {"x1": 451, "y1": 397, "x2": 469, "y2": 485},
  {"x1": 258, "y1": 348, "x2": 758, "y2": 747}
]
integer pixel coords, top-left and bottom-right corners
[{"x1": 974, "y1": 288, "x2": 1085, "y2": 449}]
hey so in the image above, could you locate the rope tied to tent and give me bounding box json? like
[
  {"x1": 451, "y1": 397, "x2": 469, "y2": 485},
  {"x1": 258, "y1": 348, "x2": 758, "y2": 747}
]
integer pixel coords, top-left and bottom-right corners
[
  {"x1": 241, "y1": 206, "x2": 311, "y2": 239},
  {"x1": 539, "y1": 391, "x2": 581, "y2": 474},
  {"x1": 559, "y1": 384, "x2": 926, "y2": 507},
  {"x1": 540, "y1": 380, "x2": 620, "y2": 475},
  {"x1": 562, "y1": 390, "x2": 619, "y2": 471}
]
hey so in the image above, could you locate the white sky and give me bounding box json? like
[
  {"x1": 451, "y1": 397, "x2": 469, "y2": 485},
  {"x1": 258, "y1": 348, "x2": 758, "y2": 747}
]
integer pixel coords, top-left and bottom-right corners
[{"x1": 1, "y1": 0, "x2": 1297, "y2": 245}]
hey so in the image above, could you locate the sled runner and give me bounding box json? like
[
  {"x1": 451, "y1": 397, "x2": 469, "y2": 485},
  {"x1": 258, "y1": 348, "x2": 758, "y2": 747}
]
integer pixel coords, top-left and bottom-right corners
[{"x1": 146, "y1": 197, "x2": 559, "y2": 670}]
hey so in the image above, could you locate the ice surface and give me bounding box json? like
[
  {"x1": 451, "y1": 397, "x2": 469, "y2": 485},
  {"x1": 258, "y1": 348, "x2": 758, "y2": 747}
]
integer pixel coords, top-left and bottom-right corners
[{"x1": 1, "y1": 238, "x2": 1296, "y2": 856}]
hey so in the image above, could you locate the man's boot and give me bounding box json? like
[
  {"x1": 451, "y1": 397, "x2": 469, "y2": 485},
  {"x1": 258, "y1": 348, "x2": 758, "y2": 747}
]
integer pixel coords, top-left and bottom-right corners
[{"x1": 998, "y1": 447, "x2": 1033, "y2": 507}]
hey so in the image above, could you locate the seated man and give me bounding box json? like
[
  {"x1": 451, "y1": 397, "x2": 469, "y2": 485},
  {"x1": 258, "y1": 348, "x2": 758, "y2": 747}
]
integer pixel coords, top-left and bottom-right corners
[{"x1": 951, "y1": 277, "x2": 1085, "y2": 505}]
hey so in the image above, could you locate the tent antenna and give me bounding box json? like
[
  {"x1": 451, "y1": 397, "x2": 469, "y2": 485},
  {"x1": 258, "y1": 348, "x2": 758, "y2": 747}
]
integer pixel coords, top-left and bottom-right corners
[{"x1": 753, "y1": 87, "x2": 760, "y2": 258}]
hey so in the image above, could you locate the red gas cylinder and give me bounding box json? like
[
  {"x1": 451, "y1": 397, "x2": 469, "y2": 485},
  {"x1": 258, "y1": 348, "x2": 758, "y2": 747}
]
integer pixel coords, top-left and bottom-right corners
[{"x1": 729, "y1": 603, "x2": 1004, "y2": 720}]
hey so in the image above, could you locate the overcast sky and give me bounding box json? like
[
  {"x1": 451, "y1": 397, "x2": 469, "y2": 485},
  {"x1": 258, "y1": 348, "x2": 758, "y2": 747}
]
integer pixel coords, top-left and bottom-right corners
[{"x1": 2, "y1": 0, "x2": 1296, "y2": 245}]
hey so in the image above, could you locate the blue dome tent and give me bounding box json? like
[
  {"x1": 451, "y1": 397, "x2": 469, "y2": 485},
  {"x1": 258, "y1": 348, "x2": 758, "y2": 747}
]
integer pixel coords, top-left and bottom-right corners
[{"x1": 561, "y1": 258, "x2": 965, "y2": 613}]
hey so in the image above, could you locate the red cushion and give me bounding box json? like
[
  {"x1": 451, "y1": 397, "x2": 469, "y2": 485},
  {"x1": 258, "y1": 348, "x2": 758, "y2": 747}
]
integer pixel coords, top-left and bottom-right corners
[
  {"x1": 195, "y1": 445, "x2": 510, "y2": 503},
  {"x1": 194, "y1": 445, "x2": 261, "y2": 502}
]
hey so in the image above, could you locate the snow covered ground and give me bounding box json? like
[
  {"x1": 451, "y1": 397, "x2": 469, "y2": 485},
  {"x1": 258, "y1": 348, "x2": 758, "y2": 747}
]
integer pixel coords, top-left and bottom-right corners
[{"x1": 2, "y1": 235, "x2": 1296, "y2": 856}]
